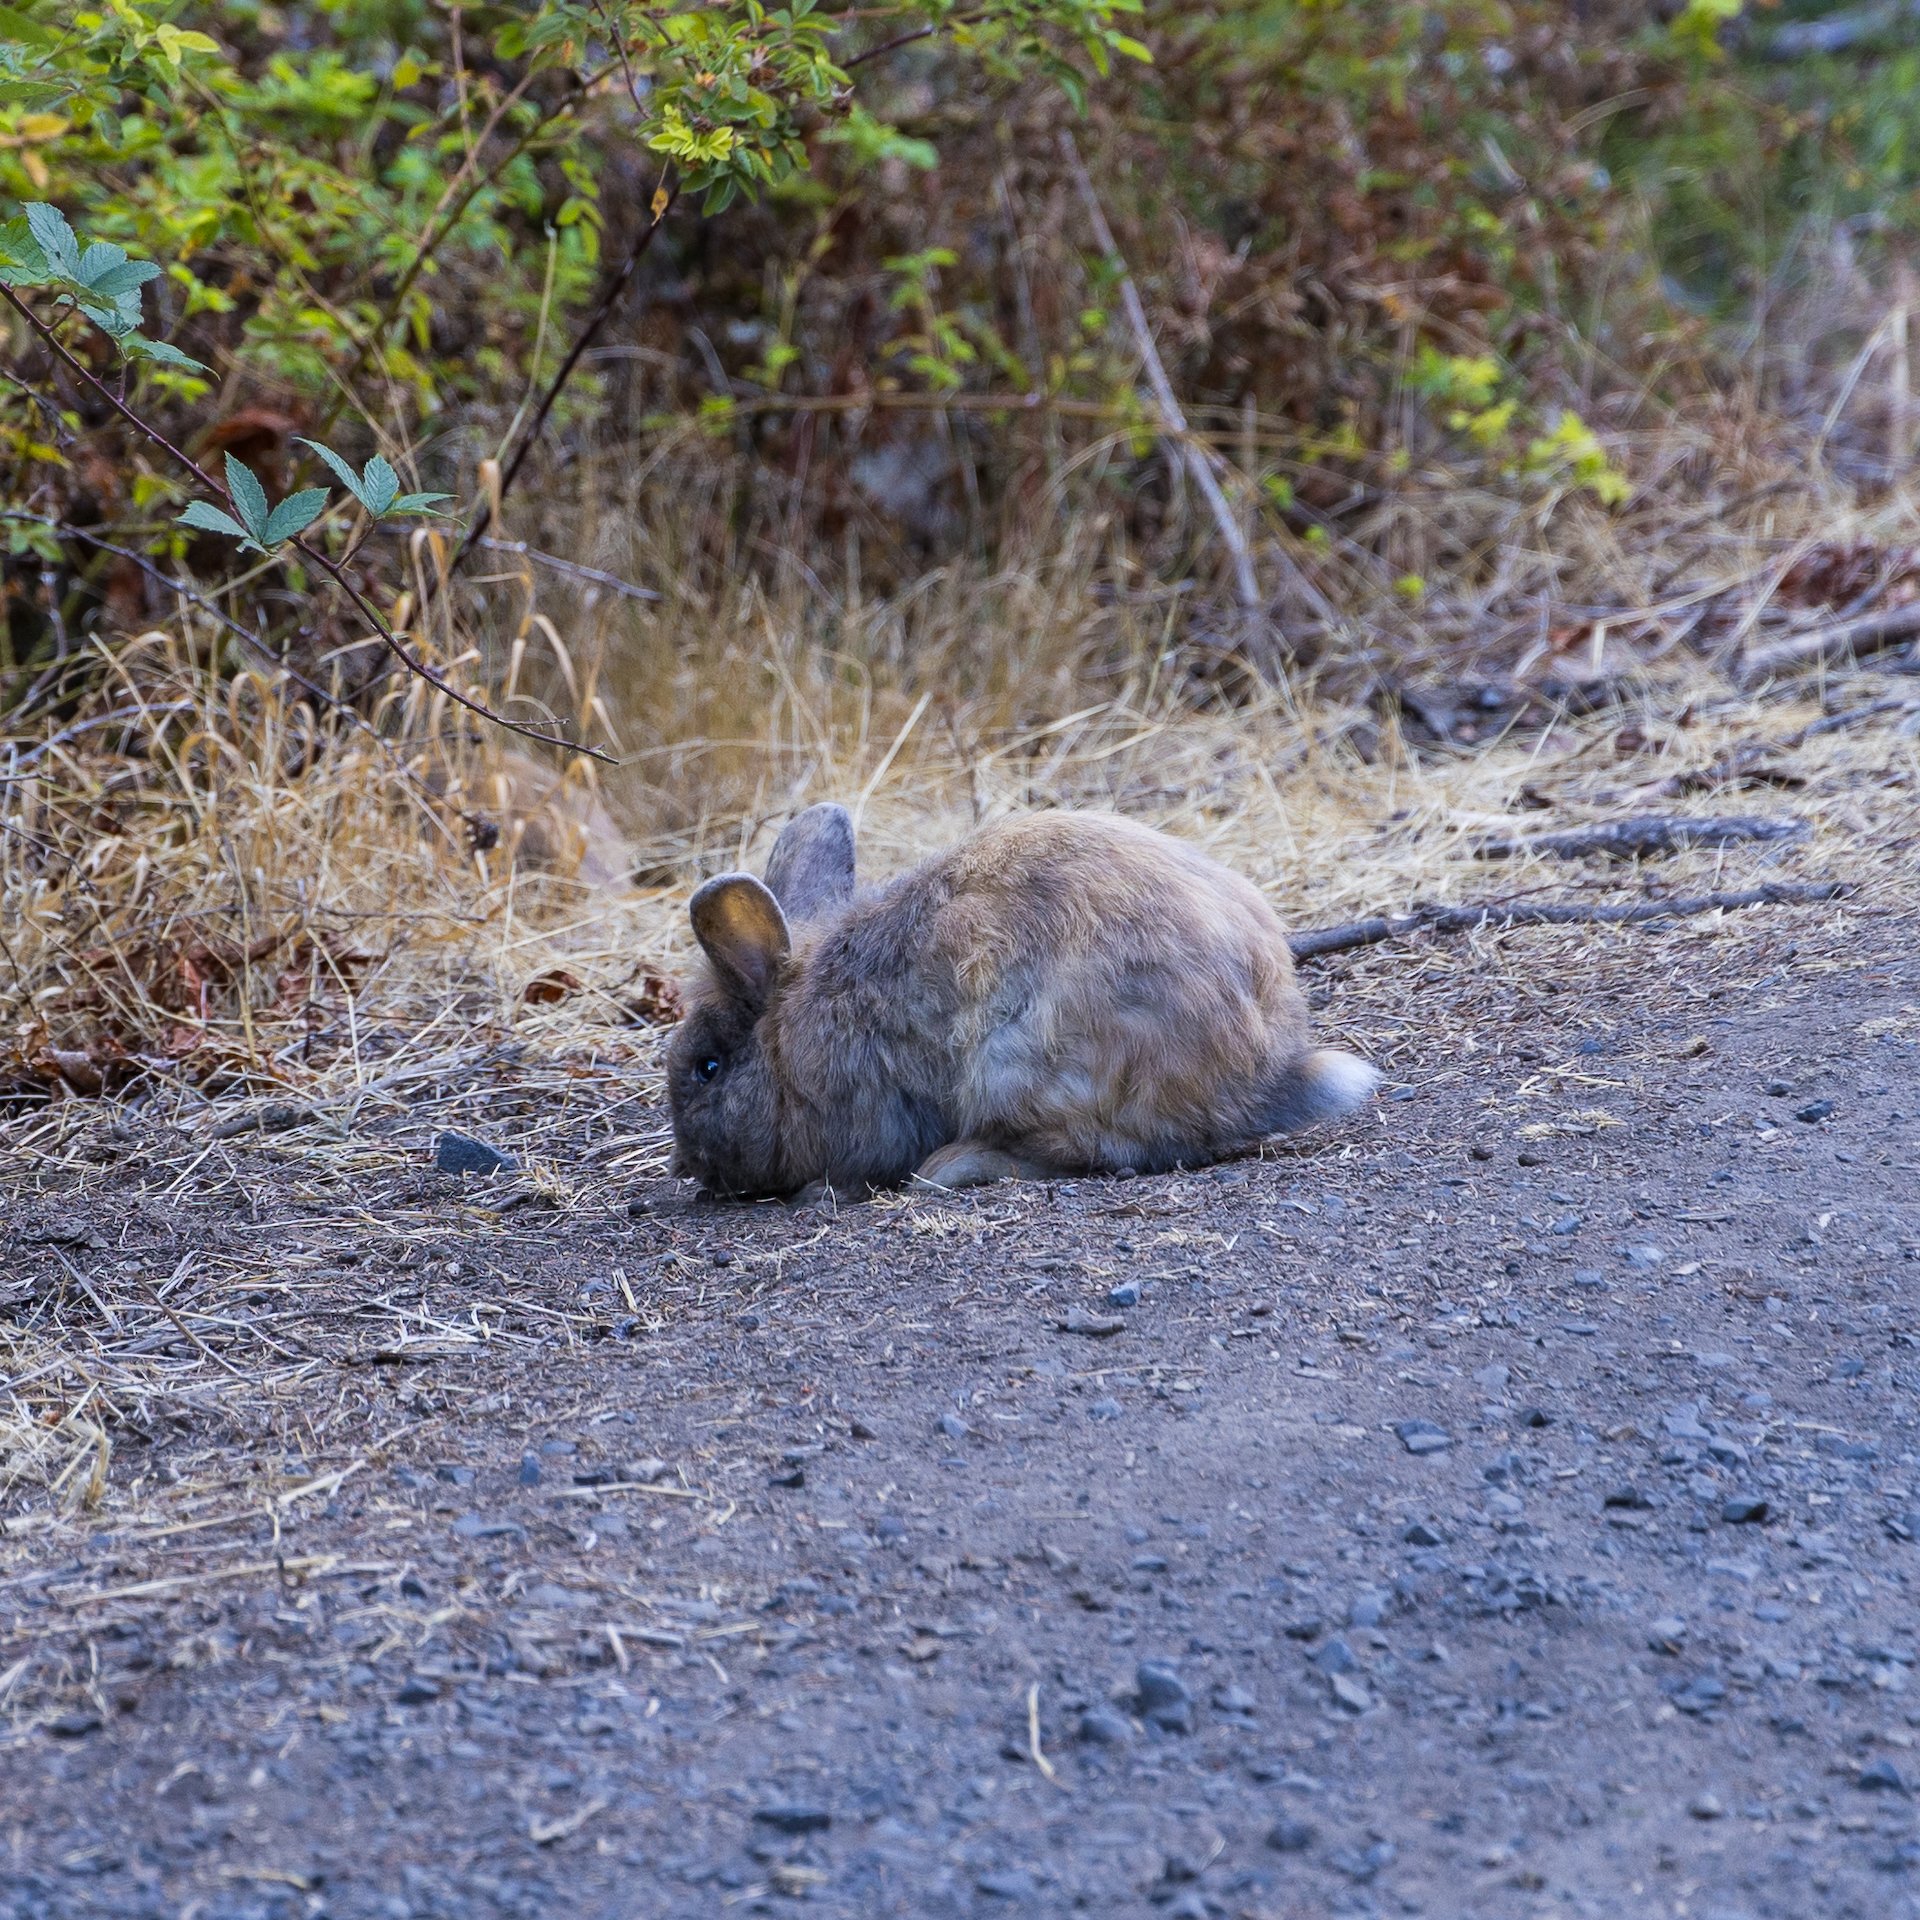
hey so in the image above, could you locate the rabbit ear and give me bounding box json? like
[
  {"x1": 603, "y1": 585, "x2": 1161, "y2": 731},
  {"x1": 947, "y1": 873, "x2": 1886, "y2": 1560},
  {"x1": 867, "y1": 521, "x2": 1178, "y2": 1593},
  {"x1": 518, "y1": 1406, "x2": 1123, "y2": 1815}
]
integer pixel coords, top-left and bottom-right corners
[
  {"x1": 689, "y1": 873, "x2": 791, "y2": 1009},
  {"x1": 765, "y1": 803, "x2": 855, "y2": 922}
]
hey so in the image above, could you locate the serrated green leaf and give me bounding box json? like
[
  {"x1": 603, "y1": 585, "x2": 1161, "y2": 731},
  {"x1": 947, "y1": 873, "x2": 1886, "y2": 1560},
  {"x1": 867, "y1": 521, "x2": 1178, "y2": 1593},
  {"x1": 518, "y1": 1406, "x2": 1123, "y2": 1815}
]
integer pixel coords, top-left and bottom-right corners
[
  {"x1": 296, "y1": 437, "x2": 370, "y2": 510},
  {"x1": 86, "y1": 259, "x2": 161, "y2": 299},
  {"x1": 77, "y1": 300, "x2": 135, "y2": 337},
  {"x1": 390, "y1": 492, "x2": 453, "y2": 515},
  {"x1": 178, "y1": 501, "x2": 254, "y2": 545},
  {"x1": 24, "y1": 202, "x2": 77, "y2": 278},
  {"x1": 126, "y1": 335, "x2": 209, "y2": 372},
  {"x1": 264, "y1": 487, "x2": 329, "y2": 545},
  {"x1": 362, "y1": 454, "x2": 399, "y2": 515},
  {"x1": 75, "y1": 241, "x2": 128, "y2": 286},
  {"x1": 224, "y1": 453, "x2": 270, "y2": 542},
  {"x1": 0, "y1": 215, "x2": 48, "y2": 281}
]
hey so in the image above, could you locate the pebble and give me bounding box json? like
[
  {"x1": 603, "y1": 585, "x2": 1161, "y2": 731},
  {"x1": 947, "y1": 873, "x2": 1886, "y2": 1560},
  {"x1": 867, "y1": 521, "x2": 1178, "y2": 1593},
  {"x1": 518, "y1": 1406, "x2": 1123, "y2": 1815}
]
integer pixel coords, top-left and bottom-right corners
[
  {"x1": 1312, "y1": 1637, "x2": 1358, "y2": 1675},
  {"x1": 394, "y1": 1675, "x2": 442, "y2": 1705},
  {"x1": 1763, "y1": 1078, "x2": 1792, "y2": 1097},
  {"x1": 1134, "y1": 1661, "x2": 1194, "y2": 1734},
  {"x1": 1859, "y1": 1757, "x2": 1908, "y2": 1793},
  {"x1": 1689, "y1": 1792, "x2": 1725, "y2": 1820},
  {"x1": 1088, "y1": 1398, "x2": 1123, "y2": 1421},
  {"x1": 1605, "y1": 1487, "x2": 1653, "y2": 1510},
  {"x1": 1267, "y1": 1818, "x2": 1316, "y2": 1853},
  {"x1": 1053, "y1": 1304, "x2": 1128, "y2": 1339},
  {"x1": 1329, "y1": 1673, "x2": 1374, "y2": 1713},
  {"x1": 1349, "y1": 1589, "x2": 1391, "y2": 1629},
  {"x1": 1515, "y1": 1406, "x2": 1551, "y2": 1428},
  {"x1": 1573, "y1": 1269, "x2": 1610, "y2": 1291},
  {"x1": 434, "y1": 1131, "x2": 513, "y2": 1176},
  {"x1": 1077, "y1": 1706, "x2": 1135, "y2": 1746},
  {"x1": 975, "y1": 1869, "x2": 1038, "y2": 1900},
  {"x1": 936, "y1": 1412, "x2": 971, "y2": 1441},
  {"x1": 1105, "y1": 1282, "x2": 1142, "y2": 1308},
  {"x1": 1721, "y1": 1496, "x2": 1770, "y2": 1525},
  {"x1": 1648, "y1": 1616, "x2": 1688, "y2": 1654},
  {"x1": 1473, "y1": 1364, "x2": 1510, "y2": 1394},
  {"x1": 1795, "y1": 1100, "x2": 1835, "y2": 1124},
  {"x1": 1621, "y1": 1244, "x2": 1665, "y2": 1271},
  {"x1": 1330, "y1": 1838, "x2": 1394, "y2": 1880},
  {"x1": 1394, "y1": 1419, "x2": 1452, "y2": 1456},
  {"x1": 1550, "y1": 1213, "x2": 1581, "y2": 1235},
  {"x1": 753, "y1": 1803, "x2": 831, "y2": 1834},
  {"x1": 1402, "y1": 1521, "x2": 1446, "y2": 1548},
  {"x1": 517, "y1": 1452, "x2": 542, "y2": 1487}
]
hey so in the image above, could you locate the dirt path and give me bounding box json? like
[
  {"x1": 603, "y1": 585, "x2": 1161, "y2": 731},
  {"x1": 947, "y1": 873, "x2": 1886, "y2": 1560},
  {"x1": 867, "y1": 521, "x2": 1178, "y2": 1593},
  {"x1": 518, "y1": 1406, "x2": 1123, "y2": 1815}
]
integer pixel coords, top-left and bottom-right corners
[{"x1": 4, "y1": 905, "x2": 1919, "y2": 1920}]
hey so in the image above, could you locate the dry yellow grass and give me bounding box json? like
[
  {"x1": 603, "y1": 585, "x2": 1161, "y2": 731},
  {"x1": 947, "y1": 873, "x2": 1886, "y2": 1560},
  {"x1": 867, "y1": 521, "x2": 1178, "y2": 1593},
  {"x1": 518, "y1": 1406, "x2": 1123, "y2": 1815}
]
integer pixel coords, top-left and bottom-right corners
[{"x1": 5, "y1": 467, "x2": 1920, "y2": 1527}]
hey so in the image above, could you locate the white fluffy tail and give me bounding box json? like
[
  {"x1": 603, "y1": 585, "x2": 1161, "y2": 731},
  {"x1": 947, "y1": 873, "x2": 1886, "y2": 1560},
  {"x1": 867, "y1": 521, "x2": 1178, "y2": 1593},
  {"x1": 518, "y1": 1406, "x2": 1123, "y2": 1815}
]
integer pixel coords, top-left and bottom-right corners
[{"x1": 1255, "y1": 1048, "x2": 1380, "y2": 1135}]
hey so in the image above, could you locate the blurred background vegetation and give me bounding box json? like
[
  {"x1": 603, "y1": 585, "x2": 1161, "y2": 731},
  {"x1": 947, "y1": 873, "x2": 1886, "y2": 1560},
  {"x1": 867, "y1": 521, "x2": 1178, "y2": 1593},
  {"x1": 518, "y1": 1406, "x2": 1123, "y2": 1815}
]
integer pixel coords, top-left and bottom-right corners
[{"x1": 3, "y1": 0, "x2": 1918, "y2": 1100}]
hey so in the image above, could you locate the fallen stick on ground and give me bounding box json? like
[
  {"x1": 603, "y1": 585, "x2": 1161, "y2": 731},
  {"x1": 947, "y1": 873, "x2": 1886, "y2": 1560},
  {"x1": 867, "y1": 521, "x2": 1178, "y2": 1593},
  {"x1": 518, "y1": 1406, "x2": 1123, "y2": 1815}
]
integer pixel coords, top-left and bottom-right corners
[
  {"x1": 1474, "y1": 814, "x2": 1807, "y2": 861},
  {"x1": 1738, "y1": 598, "x2": 1920, "y2": 684},
  {"x1": 1288, "y1": 881, "x2": 1847, "y2": 962}
]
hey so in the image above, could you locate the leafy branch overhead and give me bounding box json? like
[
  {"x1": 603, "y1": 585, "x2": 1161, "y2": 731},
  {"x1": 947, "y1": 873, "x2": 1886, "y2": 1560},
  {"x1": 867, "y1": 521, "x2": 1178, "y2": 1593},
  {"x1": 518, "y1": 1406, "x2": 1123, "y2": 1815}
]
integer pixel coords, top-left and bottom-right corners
[
  {"x1": 175, "y1": 449, "x2": 448, "y2": 557},
  {"x1": 0, "y1": 202, "x2": 204, "y2": 370}
]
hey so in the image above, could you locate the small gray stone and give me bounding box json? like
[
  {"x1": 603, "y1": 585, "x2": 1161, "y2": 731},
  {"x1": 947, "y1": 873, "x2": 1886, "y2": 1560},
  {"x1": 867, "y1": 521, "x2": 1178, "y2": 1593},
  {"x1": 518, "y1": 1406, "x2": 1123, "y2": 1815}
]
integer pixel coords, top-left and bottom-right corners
[
  {"x1": 1621, "y1": 1243, "x2": 1665, "y2": 1271},
  {"x1": 1077, "y1": 1706, "x2": 1135, "y2": 1746},
  {"x1": 1267, "y1": 1818, "x2": 1316, "y2": 1853},
  {"x1": 1329, "y1": 1672, "x2": 1374, "y2": 1713},
  {"x1": 1402, "y1": 1520, "x2": 1446, "y2": 1548},
  {"x1": 1689, "y1": 1792, "x2": 1725, "y2": 1820},
  {"x1": 1134, "y1": 1661, "x2": 1194, "y2": 1733},
  {"x1": 1394, "y1": 1419, "x2": 1451, "y2": 1456},
  {"x1": 1794, "y1": 1100, "x2": 1835, "y2": 1124},
  {"x1": 1105, "y1": 1281, "x2": 1142, "y2": 1308},
  {"x1": 434, "y1": 1131, "x2": 513, "y2": 1176},
  {"x1": 1721, "y1": 1496, "x2": 1770, "y2": 1526},
  {"x1": 394, "y1": 1674, "x2": 442, "y2": 1705},
  {"x1": 517, "y1": 1452, "x2": 542, "y2": 1487},
  {"x1": 753, "y1": 1802, "x2": 830, "y2": 1834},
  {"x1": 936, "y1": 1411, "x2": 971, "y2": 1441},
  {"x1": 1859, "y1": 1757, "x2": 1908, "y2": 1793},
  {"x1": 975, "y1": 1869, "x2": 1037, "y2": 1901},
  {"x1": 1648, "y1": 1616, "x2": 1688, "y2": 1654},
  {"x1": 1088, "y1": 1398, "x2": 1123, "y2": 1421},
  {"x1": 1349, "y1": 1589, "x2": 1390, "y2": 1628}
]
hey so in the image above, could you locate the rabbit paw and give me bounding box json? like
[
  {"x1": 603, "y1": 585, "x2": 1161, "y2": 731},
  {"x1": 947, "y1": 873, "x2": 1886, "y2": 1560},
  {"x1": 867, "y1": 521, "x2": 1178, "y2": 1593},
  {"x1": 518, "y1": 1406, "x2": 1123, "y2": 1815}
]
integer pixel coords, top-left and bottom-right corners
[{"x1": 913, "y1": 1140, "x2": 1058, "y2": 1190}]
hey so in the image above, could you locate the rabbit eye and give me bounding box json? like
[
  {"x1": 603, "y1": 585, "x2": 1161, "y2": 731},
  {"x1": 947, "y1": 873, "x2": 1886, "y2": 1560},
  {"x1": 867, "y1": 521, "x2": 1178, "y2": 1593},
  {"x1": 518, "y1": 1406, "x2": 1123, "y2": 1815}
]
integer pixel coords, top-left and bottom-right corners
[{"x1": 695, "y1": 1055, "x2": 722, "y2": 1082}]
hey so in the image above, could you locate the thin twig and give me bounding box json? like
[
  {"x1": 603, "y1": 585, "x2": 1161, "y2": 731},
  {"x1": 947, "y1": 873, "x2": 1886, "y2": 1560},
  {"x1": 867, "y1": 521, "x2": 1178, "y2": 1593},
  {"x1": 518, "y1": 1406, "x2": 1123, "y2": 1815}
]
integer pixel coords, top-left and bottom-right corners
[
  {"x1": 0, "y1": 285, "x2": 603, "y2": 759},
  {"x1": 475, "y1": 538, "x2": 660, "y2": 602},
  {"x1": 1058, "y1": 130, "x2": 1261, "y2": 619},
  {"x1": 1288, "y1": 881, "x2": 1848, "y2": 962}
]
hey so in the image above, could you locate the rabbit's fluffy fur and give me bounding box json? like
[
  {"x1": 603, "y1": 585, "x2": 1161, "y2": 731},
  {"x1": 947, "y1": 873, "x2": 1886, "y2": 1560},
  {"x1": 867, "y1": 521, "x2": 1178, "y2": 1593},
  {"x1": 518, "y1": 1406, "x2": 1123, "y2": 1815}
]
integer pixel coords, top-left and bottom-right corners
[{"x1": 667, "y1": 806, "x2": 1377, "y2": 1195}]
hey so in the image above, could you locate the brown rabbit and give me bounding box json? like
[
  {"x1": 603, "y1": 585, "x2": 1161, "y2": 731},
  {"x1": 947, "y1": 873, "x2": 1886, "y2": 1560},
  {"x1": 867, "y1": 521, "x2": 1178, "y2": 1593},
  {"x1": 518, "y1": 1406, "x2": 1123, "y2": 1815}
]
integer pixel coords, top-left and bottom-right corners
[{"x1": 666, "y1": 806, "x2": 1376, "y2": 1195}]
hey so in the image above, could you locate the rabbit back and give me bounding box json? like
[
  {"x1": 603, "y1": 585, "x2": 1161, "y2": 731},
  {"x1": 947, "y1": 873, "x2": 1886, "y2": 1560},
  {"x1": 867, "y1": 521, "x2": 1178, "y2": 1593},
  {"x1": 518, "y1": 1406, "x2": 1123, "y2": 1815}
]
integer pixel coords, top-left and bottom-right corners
[{"x1": 777, "y1": 812, "x2": 1318, "y2": 1180}]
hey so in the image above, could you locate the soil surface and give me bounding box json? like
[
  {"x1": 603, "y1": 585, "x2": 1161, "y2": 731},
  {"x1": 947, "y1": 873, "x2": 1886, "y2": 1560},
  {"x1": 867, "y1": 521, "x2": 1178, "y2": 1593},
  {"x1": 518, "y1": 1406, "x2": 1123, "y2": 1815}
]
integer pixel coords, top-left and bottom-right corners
[{"x1": 4, "y1": 905, "x2": 1920, "y2": 1920}]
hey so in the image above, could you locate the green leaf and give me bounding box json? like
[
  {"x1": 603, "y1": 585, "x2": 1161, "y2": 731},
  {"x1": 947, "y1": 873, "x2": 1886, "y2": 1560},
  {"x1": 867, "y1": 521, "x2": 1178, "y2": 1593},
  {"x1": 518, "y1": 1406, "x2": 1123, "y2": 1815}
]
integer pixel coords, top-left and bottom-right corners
[
  {"x1": 361, "y1": 454, "x2": 399, "y2": 516},
  {"x1": 0, "y1": 215, "x2": 49, "y2": 282},
  {"x1": 24, "y1": 202, "x2": 78, "y2": 279},
  {"x1": 86, "y1": 259, "x2": 161, "y2": 300},
  {"x1": 125, "y1": 335, "x2": 209, "y2": 371},
  {"x1": 224, "y1": 454, "x2": 270, "y2": 543},
  {"x1": 0, "y1": 5, "x2": 58, "y2": 49},
  {"x1": 177, "y1": 501, "x2": 255, "y2": 546},
  {"x1": 390, "y1": 491, "x2": 453, "y2": 515},
  {"x1": 264, "y1": 488, "x2": 329, "y2": 545},
  {"x1": 297, "y1": 438, "x2": 371, "y2": 510}
]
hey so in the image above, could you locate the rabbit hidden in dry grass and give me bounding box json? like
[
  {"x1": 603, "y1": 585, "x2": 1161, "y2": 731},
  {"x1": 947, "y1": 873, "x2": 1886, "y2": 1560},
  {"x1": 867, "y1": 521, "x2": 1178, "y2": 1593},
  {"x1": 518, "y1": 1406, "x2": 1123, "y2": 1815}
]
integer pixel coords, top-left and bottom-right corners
[{"x1": 667, "y1": 805, "x2": 1377, "y2": 1196}]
